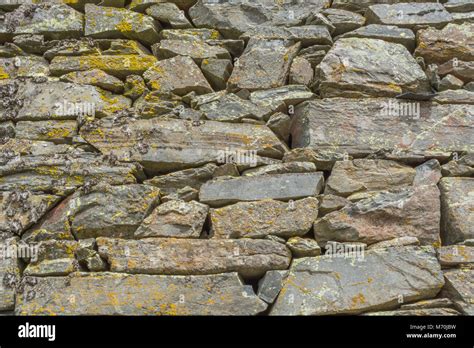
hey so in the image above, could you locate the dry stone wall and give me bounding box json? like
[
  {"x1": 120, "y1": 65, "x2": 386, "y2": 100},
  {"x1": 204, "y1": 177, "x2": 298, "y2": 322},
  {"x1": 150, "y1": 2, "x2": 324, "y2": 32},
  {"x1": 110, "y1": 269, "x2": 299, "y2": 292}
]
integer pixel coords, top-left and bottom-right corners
[{"x1": 0, "y1": 0, "x2": 473, "y2": 316}]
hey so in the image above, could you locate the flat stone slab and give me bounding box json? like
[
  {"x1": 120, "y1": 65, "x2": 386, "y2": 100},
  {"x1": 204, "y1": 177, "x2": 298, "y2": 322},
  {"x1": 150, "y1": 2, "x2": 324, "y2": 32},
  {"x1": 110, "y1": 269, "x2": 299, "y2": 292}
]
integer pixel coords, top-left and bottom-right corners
[
  {"x1": 15, "y1": 272, "x2": 267, "y2": 315},
  {"x1": 96, "y1": 237, "x2": 291, "y2": 278},
  {"x1": 314, "y1": 186, "x2": 441, "y2": 246},
  {"x1": 318, "y1": 38, "x2": 430, "y2": 98},
  {"x1": 0, "y1": 4, "x2": 84, "y2": 42},
  {"x1": 0, "y1": 238, "x2": 20, "y2": 311},
  {"x1": 80, "y1": 116, "x2": 287, "y2": 174},
  {"x1": 325, "y1": 159, "x2": 415, "y2": 198},
  {"x1": 439, "y1": 177, "x2": 474, "y2": 245},
  {"x1": 291, "y1": 98, "x2": 474, "y2": 162},
  {"x1": 366, "y1": 3, "x2": 453, "y2": 30},
  {"x1": 443, "y1": 268, "x2": 474, "y2": 315},
  {"x1": 199, "y1": 172, "x2": 324, "y2": 207},
  {"x1": 210, "y1": 197, "x2": 318, "y2": 239},
  {"x1": 270, "y1": 246, "x2": 444, "y2": 315},
  {"x1": 437, "y1": 245, "x2": 474, "y2": 267}
]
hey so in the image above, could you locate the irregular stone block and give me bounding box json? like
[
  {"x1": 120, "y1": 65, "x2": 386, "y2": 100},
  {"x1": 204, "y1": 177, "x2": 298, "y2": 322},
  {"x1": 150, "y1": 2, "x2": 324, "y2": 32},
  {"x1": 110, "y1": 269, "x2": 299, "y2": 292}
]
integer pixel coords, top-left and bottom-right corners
[
  {"x1": 366, "y1": 3, "x2": 452, "y2": 30},
  {"x1": 210, "y1": 197, "x2": 318, "y2": 239},
  {"x1": 16, "y1": 272, "x2": 267, "y2": 315},
  {"x1": 0, "y1": 56, "x2": 49, "y2": 79},
  {"x1": 291, "y1": 98, "x2": 474, "y2": 161},
  {"x1": 227, "y1": 39, "x2": 300, "y2": 92},
  {"x1": 144, "y1": 163, "x2": 217, "y2": 195},
  {"x1": 441, "y1": 153, "x2": 474, "y2": 177},
  {"x1": 240, "y1": 25, "x2": 333, "y2": 47},
  {"x1": 200, "y1": 58, "x2": 232, "y2": 91},
  {"x1": 135, "y1": 200, "x2": 208, "y2": 239},
  {"x1": 24, "y1": 240, "x2": 79, "y2": 277},
  {"x1": 337, "y1": 24, "x2": 415, "y2": 51},
  {"x1": 444, "y1": 0, "x2": 474, "y2": 13},
  {"x1": 145, "y1": 3, "x2": 193, "y2": 29},
  {"x1": 80, "y1": 117, "x2": 287, "y2": 174},
  {"x1": 318, "y1": 38, "x2": 430, "y2": 97},
  {"x1": 415, "y1": 23, "x2": 474, "y2": 65},
  {"x1": 85, "y1": 4, "x2": 160, "y2": 46},
  {"x1": 321, "y1": 8, "x2": 365, "y2": 36},
  {"x1": 97, "y1": 237, "x2": 291, "y2": 278},
  {"x1": 200, "y1": 173, "x2": 324, "y2": 207},
  {"x1": 438, "y1": 59, "x2": 474, "y2": 83},
  {"x1": 242, "y1": 162, "x2": 316, "y2": 177},
  {"x1": 0, "y1": 4, "x2": 84, "y2": 42},
  {"x1": 368, "y1": 236, "x2": 420, "y2": 250},
  {"x1": 152, "y1": 39, "x2": 231, "y2": 63},
  {"x1": 15, "y1": 120, "x2": 78, "y2": 144},
  {"x1": 270, "y1": 246, "x2": 444, "y2": 315},
  {"x1": 0, "y1": 152, "x2": 139, "y2": 195},
  {"x1": 442, "y1": 268, "x2": 474, "y2": 315},
  {"x1": 413, "y1": 159, "x2": 442, "y2": 186},
  {"x1": 289, "y1": 56, "x2": 314, "y2": 86},
  {"x1": 365, "y1": 308, "x2": 460, "y2": 316},
  {"x1": 440, "y1": 177, "x2": 474, "y2": 245},
  {"x1": 257, "y1": 270, "x2": 288, "y2": 304},
  {"x1": 0, "y1": 191, "x2": 60, "y2": 236},
  {"x1": 325, "y1": 159, "x2": 415, "y2": 198},
  {"x1": 68, "y1": 184, "x2": 160, "y2": 239},
  {"x1": 144, "y1": 55, "x2": 213, "y2": 95},
  {"x1": 438, "y1": 245, "x2": 474, "y2": 267},
  {"x1": 0, "y1": 238, "x2": 20, "y2": 311},
  {"x1": 0, "y1": 80, "x2": 131, "y2": 121},
  {"x1": 287, "y1": 237, "x2": 321, "y2": 258},
  {"x1": 400, "y1": 298, "x2": 454, "y2": 310},
  {"x1": 59, "y1": 69, "x2": 125, "y2": 94},
  {"x1": 314, "y1": 186, "x2": 441, "y2": 246},
  {"x1": 49, "y1": 54, "x2": 158, "y2": 79},
  {"x1": 249, "y1": 85, "x2": 315, "y2": 111},
  {"x1": 317, "y1": 194, "x2": 350, "y2": 216}
]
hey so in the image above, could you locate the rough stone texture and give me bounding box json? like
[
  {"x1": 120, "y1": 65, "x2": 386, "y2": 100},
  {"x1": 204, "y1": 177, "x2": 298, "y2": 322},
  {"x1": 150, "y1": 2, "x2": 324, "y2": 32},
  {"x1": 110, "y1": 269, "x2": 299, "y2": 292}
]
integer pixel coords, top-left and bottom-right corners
[
  {"x1": 318, "y1": 38, "x2": 431, "y2": 98},
  {"x1": 80, "y1": 117, "x2": 286, "y2": 175},
  {"x1": 325, "y1": 159, "x2": 415, "y2": 198},
  {"x1": 97, "y1": 237, "x2": 291, "y2": 278},
  {"x1": 368, "y1": 236, "x2": 420, "y2": 250},
  {"x1": 439, "y1": 178, "x2": 474, "y2": 245},
  {"x1": 16, "y1": 272, "x2": 267, "y2": 315},
  {"x1": 291, "y1": 99, "x2": 474, "y2": 161},
  {"x1": 59, "y1": 69, "x2": 125, "y2": 94},
  {"x1": 257, "y1": 270, "x2": 288, "y2": 304},
  {"x1": 437, "y1": 245, "x2": 474, "y2": 267},
  {"x1": 442, "y1": 268, "x2": 474, "y2": 315},
  {"x1": 200, "y1": 173, "x2": 324, "y2": 207},
  {"x1": 227, "y1": 39, "x2": 300, "y2": 92},
  {"x1": 0, "y1": 238, "x2": 20, "y2": 311},
  {"x1": 366, "y1": 3, "x2": 452, "y2": 30},
  {"x1": 441, "y1": 153, "x2": 474, "y2": 177},
  {"x1": 314, "y1": 186, "x2": 441, "y2": 246},
  {"x1": 210, "y1": 197, "x2": 318, "y2": 239},
  {"x1": 415, "y1": 23, "x2": 474, "y2": 65},
  {"x1": 271, "y1": 246, "x2": 444, "y2": 315},
  {"x1": 286, "y1": 237, "x2": 321, "y2": 258},
  {"x1": 135, "y1": 200, "x2": 208, "y2": 239}
]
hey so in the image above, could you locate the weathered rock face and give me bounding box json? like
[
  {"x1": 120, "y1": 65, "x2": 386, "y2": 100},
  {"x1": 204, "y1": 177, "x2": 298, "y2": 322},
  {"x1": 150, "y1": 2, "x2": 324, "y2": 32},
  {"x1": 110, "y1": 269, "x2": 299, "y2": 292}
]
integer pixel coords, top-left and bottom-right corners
[
  {"x1": 16, "y1": 272, "x2": 267, "y2": 315},
  {"x1": 314, "y1": 186, "x2": 441, "y2": 246},
  {"x1": 227, "y1": 39, "x2": 300, "y2": 92},
  {"x1": 210, "y1": 197, "x2": 318, "y2": 239},
  {"x1": 270, "y1": 246, "x2": 444, "y2": 315},
  {"x1": 415, "y1": 23, "x2": 474, "y2": 64},
  {"x1": 1, "y1": 0, "x2": 471, "y2": 317},
  {"x1": 200, "y1": 173, "x2": 324, "y2": 207},
  {"x1": 0, "y1": 4, "x2": 84, "y2": 42},
  {"x1": 439, "y1": 177, "x2": 474, "y2": 245},
  {"x1": 80, "y1": 116, "x2": 286, "y2": 174},
  {"x1": 325, "y1": 159, "x2": 415, "y2": 198},
  {"x1": 291, "y1": 99, "x2": 474, "y2": 161},
  {"x1": 135, "y1": 200, "x2": 208, "y2": 239},
  {"x1": 97, "y1": 237, "x2": 291, "y2": 278},
  {"x1": 366, "y1": 3, "x2": 453, "y2": 30},
  {"x1": 318, "y1": 38, "x2": 430, "y2": 97}
]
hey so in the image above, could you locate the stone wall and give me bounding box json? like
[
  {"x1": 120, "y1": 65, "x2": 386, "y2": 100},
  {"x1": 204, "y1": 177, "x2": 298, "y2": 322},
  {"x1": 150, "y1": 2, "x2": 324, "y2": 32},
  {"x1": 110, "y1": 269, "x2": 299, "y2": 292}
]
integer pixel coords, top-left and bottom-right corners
[{"x1": 0, "y1": 0, "x2": 473, "y2": 316}]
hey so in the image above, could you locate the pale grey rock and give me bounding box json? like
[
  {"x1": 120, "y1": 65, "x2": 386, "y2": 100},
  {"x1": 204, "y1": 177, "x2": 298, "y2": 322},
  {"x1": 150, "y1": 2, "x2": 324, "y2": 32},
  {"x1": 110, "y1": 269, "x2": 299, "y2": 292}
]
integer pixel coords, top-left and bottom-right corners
[
  {"x1": 145, "y1": 3, "x2": 193, "y2": 29},
  {"x1": 317, "y1": 194, "x2": 350, "y2": 216},
  {"x1": 289, "y1": 56, "x2": 314, "y2": 86},
  {"x1": 444, "y1": 0, "x2": 474, "y2": 13},
  {"x1": 314, "y1": 186, "x2": 441, "y2": 246},
  {"x1": 433, "y1": 89, "x2": 474, "y2": 104},
  {"x1": 210, "y1": 197, "x2": 318, "y2": 239},
  {"x1": 437, "y1": 245, "x2": 474, "y2": 267},
  {"x1": 442, "y1": 268, "x2": 474, "y2": 315},
  {"x1": 257, "y1": 270, "x2": 288, "y2": 304},
  {"x1": 97, "y1": 237, "x2": 291, "y2": 278},
  {"x1": 441, "y1": 153, "x2": 474, "y2": 177},
  {"x1": 286, "y1": 237, "x2": 321, "y2": 258},
  {"x1": 16, "y1": 272, "x2": 267, "y2": 315},
  {"x1": 200, "y1": 172, "x2": 324, "y2": 207},
  {"x1": 270, "y1": 246, "x2": 444, "y2": 315},
  {"x1": 59, "y1": 69, "x2": 125, "y2": 94},
  {"x1": 318, "y1": 38, "x2": 431, "y2": 98},
  {"x1": 438, "y1": 74, "x2": 464, "y2": 91},
  {"x1": 266, "y1": 112, "x2": 291, "y2": 143},
  {"x1": 0, "y1": 238, "x2": 20, "y2": 311},
  {"x1": 365, "y1": 308, "x2": 460, "y2": 316},
  {"x1": 240, "y1": 25, "x2": 333, "y2": 47},
  {"x1": 413, "y1": 159, "x2": 442, "y2": 186},
  {"x1": 368, "y1": 236, "x2": 420, "y2": 250},
  {"x1": 0, "y1": 56, "x2": 49, "y2": 79},
  {"x1": 242, "y1": 162, "x2": 316, "y2": 177},
  {"x1": 321, "y1": 8, "x2": 365, "y2": 36},
  {"x1": 15, "y1": 120, "x2": 78, "y2": 144},
  {"x1": 152, "y1": 39, "x2": 231, "y2": 63},
  {"x1": 200, "y1": 58, "x2": 232, "y2": 91}
]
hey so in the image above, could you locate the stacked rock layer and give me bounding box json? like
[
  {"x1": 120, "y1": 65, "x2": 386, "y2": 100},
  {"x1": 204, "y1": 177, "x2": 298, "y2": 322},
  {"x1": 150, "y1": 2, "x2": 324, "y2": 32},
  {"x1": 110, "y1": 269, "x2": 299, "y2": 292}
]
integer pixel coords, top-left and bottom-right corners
[{"x1": 0, "y1": 0, "x2": 473, "y2": 315}]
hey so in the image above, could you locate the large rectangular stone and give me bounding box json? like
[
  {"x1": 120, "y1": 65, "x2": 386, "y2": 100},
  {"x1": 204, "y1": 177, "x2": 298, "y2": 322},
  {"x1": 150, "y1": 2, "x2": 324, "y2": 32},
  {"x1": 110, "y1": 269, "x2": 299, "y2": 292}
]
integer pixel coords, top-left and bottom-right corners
[
  {"x1": 270, "y1": 246, "x2": 444, "y2": 315},
  {"x1": 291, "y1": 98, "x2": 474, "y2": 162},
  {"x1": 80, "y1": 117, "x2": 287, "y2": 175},
  {"x1": 15, "y1": 272, "x2": 267, "y2": 315},
  {"x1": 96, "y1": 237, "x2": 291, "y2": 278},
  {"x1": 199, "y1": 172, "x2": 324, "y2": 207}
]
